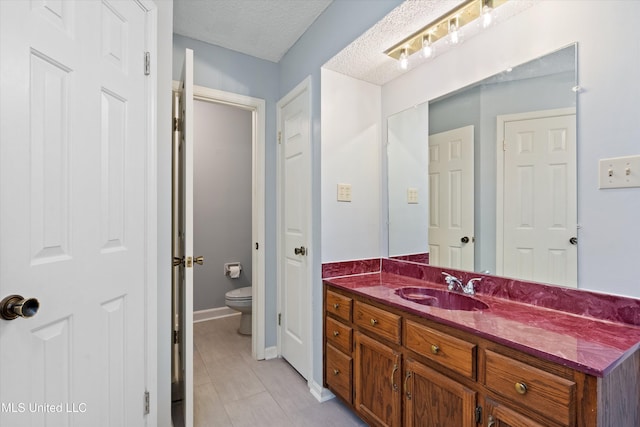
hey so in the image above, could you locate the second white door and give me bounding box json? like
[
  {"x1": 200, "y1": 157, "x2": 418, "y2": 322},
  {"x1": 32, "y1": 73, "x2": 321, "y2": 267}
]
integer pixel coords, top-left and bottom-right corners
[
  {"x1": 277, "y1": 79, "x2": 311, "y2": 379},
  {"x1": 428, "y1": 126, "x2": 475, "y2": 271}
]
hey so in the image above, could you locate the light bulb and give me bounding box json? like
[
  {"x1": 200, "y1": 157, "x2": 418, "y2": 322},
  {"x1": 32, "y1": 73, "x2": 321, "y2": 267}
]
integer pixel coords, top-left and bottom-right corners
[
  {"x1": 399, "y1": 49, "x2": 409, "y2": 70},
  {"x1": 422, "y1": 35, "x2": 433, "y2": 59},
  {"x1": 450, "y1": 23, "x2": 459, "y2": 44},
  {"x1": 482, "y1": 5, "x2": 494, "y2": 28},
  {"x1": 448, "y1": 18, "x2": 462, "y2": 45}
]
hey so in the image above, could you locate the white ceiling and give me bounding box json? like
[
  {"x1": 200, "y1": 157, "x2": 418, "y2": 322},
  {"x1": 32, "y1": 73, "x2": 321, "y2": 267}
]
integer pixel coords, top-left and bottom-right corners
[{"x1": 173, "y1": 0, "x2": 333, "y2": 63}]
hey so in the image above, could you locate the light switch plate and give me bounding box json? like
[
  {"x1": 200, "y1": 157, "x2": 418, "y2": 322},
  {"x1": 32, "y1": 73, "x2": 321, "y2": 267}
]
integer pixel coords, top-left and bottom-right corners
[
  {"x1": 337, "y1": 183, "x2": 352, "y2": 202},
  {"x1": 407, "y1": 188, "x2": 418, "y2": 204},
  {"x1": 599, "y1": 155, "x2": 640, "y2": 189}
]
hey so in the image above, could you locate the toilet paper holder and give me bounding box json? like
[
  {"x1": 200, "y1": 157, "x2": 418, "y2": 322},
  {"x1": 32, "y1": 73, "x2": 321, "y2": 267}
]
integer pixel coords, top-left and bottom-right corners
[{"x1": 224, "y1": 262, "x2": 242, "y2": 278}]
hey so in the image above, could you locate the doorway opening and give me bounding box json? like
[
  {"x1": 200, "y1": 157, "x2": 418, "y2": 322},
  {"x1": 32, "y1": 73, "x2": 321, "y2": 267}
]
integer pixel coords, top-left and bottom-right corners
[{"x1": 171, "y1": 82, "x2": 266, "y2": 426}]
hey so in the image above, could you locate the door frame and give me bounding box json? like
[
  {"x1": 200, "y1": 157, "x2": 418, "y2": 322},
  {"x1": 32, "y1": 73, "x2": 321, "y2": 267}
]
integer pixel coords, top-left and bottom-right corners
[
  {"x1": 141, "y1": 2, "x2": 158, "y2": 424},
  {"x1": 171, "y1": 81, "x2": 267, "y2": 360},
  {"x1": 495, "y1": 107, "x2": 577, "y2": 277},
  {"x1": 276, "y1": 76, "x2": 313, "y2": 379}
]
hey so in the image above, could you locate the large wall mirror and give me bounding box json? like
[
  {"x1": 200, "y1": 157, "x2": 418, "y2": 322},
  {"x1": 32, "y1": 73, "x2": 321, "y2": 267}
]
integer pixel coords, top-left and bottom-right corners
[{"x1": 388, "y1": 44, "x2": 577, "y2": 287}]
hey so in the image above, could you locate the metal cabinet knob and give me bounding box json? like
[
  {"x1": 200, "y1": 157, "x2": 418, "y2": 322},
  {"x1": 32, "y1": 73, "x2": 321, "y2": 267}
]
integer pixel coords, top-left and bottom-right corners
[
  {"x1": 515, "y1": 382, "x2": 528, "y2": 395},
  {"x1": 333, "y1": 331, "x2": 340, "y2": 337},
  {"x1": 333, "y1": 303, "x2": 339, "y2": 310},
  {"x1": 333, "y1": 369, "x2": 340, "y2": 376},
  {"x1": 294, "y1": 246, "x2": 306, "y2": 256},
  {"x1": 431, "y1": 344, "x2": 440, "y2": 354},
  {"x1": 370, "y1": 318, "x2": 378, "y2": 326},
  {"x1": 1, "y1": 295, "x2": 39, "y2": 320}
]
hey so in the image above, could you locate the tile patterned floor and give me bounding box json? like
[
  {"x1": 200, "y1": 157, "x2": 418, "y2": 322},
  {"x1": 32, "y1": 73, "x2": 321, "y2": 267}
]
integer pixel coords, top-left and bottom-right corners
[{"x1": 172, "y1": 315, "x2": 366, "y2": 427}]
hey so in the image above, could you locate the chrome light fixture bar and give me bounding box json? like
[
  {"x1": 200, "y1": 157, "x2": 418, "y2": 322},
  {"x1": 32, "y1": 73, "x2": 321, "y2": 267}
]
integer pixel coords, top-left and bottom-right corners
[{"x1": 384, "y1": 0, "x2": 507, "y2": 61}]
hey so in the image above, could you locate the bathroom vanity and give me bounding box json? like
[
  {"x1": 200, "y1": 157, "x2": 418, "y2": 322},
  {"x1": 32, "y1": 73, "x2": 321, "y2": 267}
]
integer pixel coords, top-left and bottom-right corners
[{"x1": 323, "y1": 261, "x2": 640, "y2": 427}]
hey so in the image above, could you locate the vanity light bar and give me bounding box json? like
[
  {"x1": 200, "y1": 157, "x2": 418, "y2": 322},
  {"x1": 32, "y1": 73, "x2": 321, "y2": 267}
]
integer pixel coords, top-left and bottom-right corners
[{"x1": 384, "y1": 0, "x2": 508, "y2": 60}]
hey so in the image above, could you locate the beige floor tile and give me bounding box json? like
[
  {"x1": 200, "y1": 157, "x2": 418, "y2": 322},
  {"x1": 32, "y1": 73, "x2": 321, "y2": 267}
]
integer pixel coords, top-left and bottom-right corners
[
  {"x1": 223, "y1": 391, "x2": 291, "y2": 427},
  {"x1": 250, "y1": 358, "x2": 318, "y2": 414},
  {"x1": 194, "y1": 382, "x2": 233, "y2": 427},
  {"x1": 193, "y1": 348, "x2": 211, "y2": 387},
  {"x1": 204, "y1": 354, "x2": 266, "y2": 403},
  {"x1": 176, "y1": 316, "x2": 367, "y2": 427},
  {"x1": 286, "y1": 399, "x2": 367, "y2": 427}
]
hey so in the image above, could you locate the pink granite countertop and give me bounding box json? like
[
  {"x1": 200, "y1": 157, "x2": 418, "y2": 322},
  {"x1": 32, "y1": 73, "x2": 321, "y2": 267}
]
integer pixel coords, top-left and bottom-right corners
[{"x1": 324, "y1": 271, "x2": 640, "y2": 377}]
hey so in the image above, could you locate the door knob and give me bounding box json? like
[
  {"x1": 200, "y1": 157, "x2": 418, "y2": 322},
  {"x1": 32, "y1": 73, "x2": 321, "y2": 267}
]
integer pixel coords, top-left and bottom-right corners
[
  {"x1": 1, "y1": 295, "x2": 39, "y2": 320},
  {"x1": 194, "y1": 256, "x2": 204, "y2": 265},
  {"x1": 461, "y1": 236, "x2": 470, "y2": 244},
  {"x1": 294, "y1": 246, "x2": 306, "y2": 256},
  {"x1": 569, "y1": 237, "x2": 577, "y2": 245}
]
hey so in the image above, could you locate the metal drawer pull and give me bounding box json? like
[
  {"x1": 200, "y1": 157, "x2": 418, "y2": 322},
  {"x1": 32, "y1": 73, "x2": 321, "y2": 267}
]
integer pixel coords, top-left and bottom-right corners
[
  {"x1": 333, "y1": 303, "x2": 339, "y2": 309},
  {"x1": 404, "y1": 371, "x2": 412, "y2": 400},
  {"x1": 431, "y1": 344, "x2": 440, "y2": 354},
  {"x1": 487, "y1": 415, "x2": 495, "y2": 427},
  {"x1": 333, "y1": 369, "x2": 340, "y2": 375},
  {"x1": 370, "y1": 318, "x2": 378, "y2": 326},
  {"x1": 515, "y1": 382, "x2": 528, "y2": 395},
  {"x1": 333, "y1": 331, "x2": 339, "y2": 337},
  {"x1": 390, "y1": 363, "x2": 398, "y2": 391}
]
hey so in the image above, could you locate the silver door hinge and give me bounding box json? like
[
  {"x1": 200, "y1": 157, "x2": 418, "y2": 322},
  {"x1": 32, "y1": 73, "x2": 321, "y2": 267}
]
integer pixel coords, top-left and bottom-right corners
[
  {"x1": 278, "y1": 313, "x2": 281, "y2": 326},
  {"x1": 173, "y1": 117, "x2": 182, "y2": 132},
  {"x1": 144, "y1": 52, "x2": 150, "y2": 76},
  {"x1": 278, "y1": 131, "x2": 282, "y2": 144},
  {"x1": 475, "y1": 406, "x2": 482, "y2": 424},
  {"x1": 144, "y1": 391, "x2": 150, "y2": 415}
]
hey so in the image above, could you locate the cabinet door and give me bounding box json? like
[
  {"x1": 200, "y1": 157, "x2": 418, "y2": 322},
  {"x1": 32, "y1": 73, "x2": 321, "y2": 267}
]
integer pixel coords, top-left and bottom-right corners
[
  {"x1": 485, "y1": 398, "x2": 546, "y2": 427},
  {"x1": 354, "y1": 332, "x2": 402, "y2": 427},
  {"x1": 404, "y1": 358, "x2": 477, "y2": 427}
]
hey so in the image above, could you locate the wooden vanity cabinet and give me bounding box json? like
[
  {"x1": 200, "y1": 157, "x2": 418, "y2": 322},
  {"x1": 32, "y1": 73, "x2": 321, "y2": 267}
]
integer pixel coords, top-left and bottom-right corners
[
  {"x1": 323, "y1": 284, "x2": 636, "y2": 427},
  {"x1": 484, "y1": 398, "x2": 547, "y2": 427},
  {"x1": 354, "y1": 332, "x2": 402, "y2": 427},
  {"x1": 404, "y1": 358, "x2": 477, "y2": 427}
]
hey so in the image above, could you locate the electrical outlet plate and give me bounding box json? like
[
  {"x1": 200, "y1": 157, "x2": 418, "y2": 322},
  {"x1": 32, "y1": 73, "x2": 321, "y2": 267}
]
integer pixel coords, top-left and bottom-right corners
[
  {"x1": 599, "y1": 155, "x2": 640, "y2": 189},
  {"x1": 337, "y1": 183, "x2": 352, "y2": 202},
  {"x1": 407, "y1": 188, "x2": 418, "y2": 204}
]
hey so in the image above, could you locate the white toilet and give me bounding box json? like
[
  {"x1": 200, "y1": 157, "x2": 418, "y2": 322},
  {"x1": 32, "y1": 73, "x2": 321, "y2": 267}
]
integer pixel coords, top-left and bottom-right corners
[{"x1": 225, "y1": 286, "x2": 252, "y2": 335}]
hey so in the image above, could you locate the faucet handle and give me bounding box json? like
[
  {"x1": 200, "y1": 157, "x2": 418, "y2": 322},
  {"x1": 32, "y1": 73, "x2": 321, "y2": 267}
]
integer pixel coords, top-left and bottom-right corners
[{"x1": 465, "y1": 278, "x2": 482, "y2": 295}]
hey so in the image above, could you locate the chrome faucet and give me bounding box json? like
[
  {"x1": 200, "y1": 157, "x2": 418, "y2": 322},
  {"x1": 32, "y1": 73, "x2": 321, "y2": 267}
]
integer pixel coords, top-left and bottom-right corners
[{"x1": 442, "y1": 272, "x2": 481, "y2": 296}]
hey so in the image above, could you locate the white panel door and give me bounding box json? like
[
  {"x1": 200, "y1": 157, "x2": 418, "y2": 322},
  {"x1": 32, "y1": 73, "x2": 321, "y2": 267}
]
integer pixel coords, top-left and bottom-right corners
[
  {"x1": 0, "y1": 1, "x2": 152, "y2": 426},
  {"x1": 175, "y1": 48, "x2": 195, "y2": 427},
  {"x1": 278, "y1": 80, "x2": 311, "y2": 379},
  {"x1": 502, "y1": 113, "x2": 577, "y2": 287},
  {"x1": 428, "y1": 126, "x2": 474, "y2": 270}
]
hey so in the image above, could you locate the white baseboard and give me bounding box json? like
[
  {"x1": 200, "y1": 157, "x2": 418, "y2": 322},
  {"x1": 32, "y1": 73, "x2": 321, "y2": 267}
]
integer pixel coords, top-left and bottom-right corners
[
  {"x1": 264, "y1": 346, "x2": 278, "y2": 360},
  {"x1": 309, "y1": 380, "x2": 335, "y2": 403},
  {"x1": 193, "y1": 306, "x2": 239, "y2": 323}
]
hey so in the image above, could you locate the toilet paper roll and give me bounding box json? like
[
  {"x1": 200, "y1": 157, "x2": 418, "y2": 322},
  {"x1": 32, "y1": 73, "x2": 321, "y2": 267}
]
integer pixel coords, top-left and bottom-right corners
[{"x1": 229, "y1": 265, "x2": 241, "y2": 279}]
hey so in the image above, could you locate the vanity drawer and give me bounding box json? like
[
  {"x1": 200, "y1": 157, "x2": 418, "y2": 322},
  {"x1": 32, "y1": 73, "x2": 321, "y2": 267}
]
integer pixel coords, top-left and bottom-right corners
[
  {"x1": 354, "y1": 301, "x2": 401, "y2": 344},
  {"x1": 326, "y1": 289, "x2": 352, "y2": 322},
  {"x1": 405, "y1": 319, "x2": 476, "y2": 379},
  {"x1": 326, "y1": 316, "x2": 352, "y2": 354},
  {"x1": 326, "y1": 343, "x2": 352, "y2": 404},
  {"x1": 485, "y1": 350, "x2": 576, "y2": 427}
]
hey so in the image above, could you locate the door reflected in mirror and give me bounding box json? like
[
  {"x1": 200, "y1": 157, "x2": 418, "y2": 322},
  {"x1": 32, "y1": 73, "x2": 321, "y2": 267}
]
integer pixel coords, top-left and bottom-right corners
[{"x1": 387, "y1": 44, "x2": 577, "y2": 287}]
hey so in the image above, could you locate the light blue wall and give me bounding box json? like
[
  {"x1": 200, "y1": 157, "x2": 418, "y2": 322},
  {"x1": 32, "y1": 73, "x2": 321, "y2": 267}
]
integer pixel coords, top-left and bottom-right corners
[
  {"x1": 193, "y1": 101, "x2": 253, "y2": 311},
  {"x1": 278, "y1": 0, "x2": 403, "y2": 388},
  {"x1": 172, "y1": 34, "x2": 280, "y2": 346}
]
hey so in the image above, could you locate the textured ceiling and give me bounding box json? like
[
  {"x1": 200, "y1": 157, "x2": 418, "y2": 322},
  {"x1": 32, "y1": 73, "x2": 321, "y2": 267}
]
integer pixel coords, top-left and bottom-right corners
[
  {"x1": 173, "y1": 0, "x2": 333, "y2": 63},
  {"x1": 324, "y1": 0, "x2": 534, "y2": 85}
]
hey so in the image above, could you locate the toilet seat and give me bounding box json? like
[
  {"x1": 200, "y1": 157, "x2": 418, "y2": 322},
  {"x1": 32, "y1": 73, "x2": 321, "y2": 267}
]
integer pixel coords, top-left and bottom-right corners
[{"x1": 225, "y1": 286, "x2": 251, "y2": 301}]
